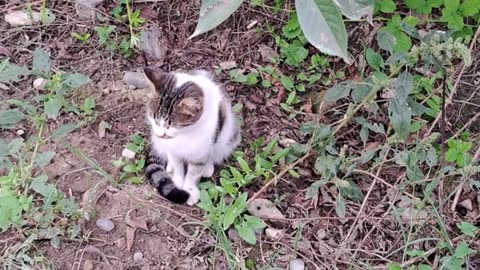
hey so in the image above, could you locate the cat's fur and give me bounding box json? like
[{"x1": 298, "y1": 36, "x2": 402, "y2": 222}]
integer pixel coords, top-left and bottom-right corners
[{"x1": 143, "y1": 67, "x2": 240, "y2": 205}]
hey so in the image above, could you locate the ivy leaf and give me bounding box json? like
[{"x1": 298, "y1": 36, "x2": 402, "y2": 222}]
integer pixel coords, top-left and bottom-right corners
[
  {"x1": 32, "y1": 48, "x2": 51, "y2": 76},
  {"x1": 365, "y1": 48, "x2": 384, "y2": 71},
  {"x1": 295, "y1": 0, "x2": 349, "y2": 62},
  {"x1": 456, "y1": 222, "x2": 478, "y2": 237},
  {"x1": 0, "y1": 109, "x2": 25, "y2": 129}
]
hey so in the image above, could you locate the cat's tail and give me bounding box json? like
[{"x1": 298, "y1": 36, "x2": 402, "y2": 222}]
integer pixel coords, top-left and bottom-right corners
[{"x1": 144, "y1": 150, "x2": 190, "y2": 204}]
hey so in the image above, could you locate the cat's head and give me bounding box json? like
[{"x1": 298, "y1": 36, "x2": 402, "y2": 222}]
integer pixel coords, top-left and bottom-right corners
[{"x1": 144, "y1": 67, "x2": 206, "y2": 139}]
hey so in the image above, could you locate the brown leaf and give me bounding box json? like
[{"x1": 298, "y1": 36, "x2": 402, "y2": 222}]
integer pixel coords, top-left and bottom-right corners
[
  {"x1": 304, "y1": 98, "x2": 313, "y2": 113},
  {"x1": 125, "y1": 209, "x2": 149, "y2": 231},
  {"x1": 0, "y1": 46, "x2": 12, "y2": 57},
  {"x1": 140, "y1": 6, "x2": 158, "y2": 20},
  {"x1": 125, "y1": 227, "x2": 136, "y2": 251}
]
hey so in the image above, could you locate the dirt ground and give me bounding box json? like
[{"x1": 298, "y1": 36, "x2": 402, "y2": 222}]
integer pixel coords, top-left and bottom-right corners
[{"x1": 1, "y1": 0, "x2": 479, "y2": 270}]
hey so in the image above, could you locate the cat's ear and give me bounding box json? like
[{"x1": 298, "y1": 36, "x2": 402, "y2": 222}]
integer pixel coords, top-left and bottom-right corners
[
  {"x1": 191, "y1": 69, "x2": 214, "y2": 80},
  {"x1": 143, "y1": 67, "x2": 173, "y2": 92},
  {"x1": 176, "y1": 85, "x2": 204, "y2": 117}
]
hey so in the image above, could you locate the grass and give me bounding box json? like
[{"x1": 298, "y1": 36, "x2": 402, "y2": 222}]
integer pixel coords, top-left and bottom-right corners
[{"x1": 1, "y1": 0, "x2": 479, "y2": 269}]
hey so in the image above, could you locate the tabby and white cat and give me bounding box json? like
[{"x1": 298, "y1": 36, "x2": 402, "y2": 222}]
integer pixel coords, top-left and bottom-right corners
[{"x1": 143, "y1": 67, "x2": 240, "y2": 205}]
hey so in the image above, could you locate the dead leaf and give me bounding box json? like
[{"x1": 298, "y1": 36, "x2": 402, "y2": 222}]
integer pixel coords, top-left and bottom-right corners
[
  {"x1": 98, "y1": 120, "x2": 111, "y2": 139},
  {"x1": 83, "y1": 259, "x2": 93, "y2": 270},
  {"x1": 247, "y1": 198, "x2": 285, "y2": 220},
  {"x1": 258, "y1": 44, "x2": 278, "y2": 62},
  {"x1": 125, "y1": 209, "x2": 149, "y2": 231},
  {"x1": 125, "y1": 226, "x2": 136, "y2": 251},
  {"x1": 219, "y1": 61, "x2": 237, "y2": 70},
  {"x1": 4, "y1": 10, "x2": 41, "y2": 27},
  {"x1": 304, "y1": 98, "x2": 313, "y2": 113}
]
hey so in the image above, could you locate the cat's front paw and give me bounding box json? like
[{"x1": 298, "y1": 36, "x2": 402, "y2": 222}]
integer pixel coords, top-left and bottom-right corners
[
  {"x1": 185, "y1": 186, "x2": 200, "y2": 206},
  {"x1": 201, "y1": 164, "x2": 214, "y2": 178}
]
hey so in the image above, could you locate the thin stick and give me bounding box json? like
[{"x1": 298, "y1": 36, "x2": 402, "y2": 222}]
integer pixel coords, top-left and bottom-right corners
[{"x1": 352, "y1": 169, "x2": 417, "y2": 199}]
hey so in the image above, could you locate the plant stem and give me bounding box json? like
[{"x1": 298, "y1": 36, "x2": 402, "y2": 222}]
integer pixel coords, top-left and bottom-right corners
[{"x1": 124, "y1": 0, "x2": 136, "y2": 48}]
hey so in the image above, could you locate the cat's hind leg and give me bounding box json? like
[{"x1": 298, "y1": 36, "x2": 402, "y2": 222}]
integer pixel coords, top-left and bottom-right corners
[{"x1": 201, "y1": 163, "x2": 214, "y2": 178}]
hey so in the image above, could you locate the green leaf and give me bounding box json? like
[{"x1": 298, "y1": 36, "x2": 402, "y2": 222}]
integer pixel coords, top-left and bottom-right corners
[
  {"x1": 235, "y1": 221, "x2": 257, "y2": 244},
  {"x1": 63, "y1": 73, "x2": 90, "y2": 89},
  {"x1": 388, "y1": 98, "x2": 412, "y2": 140},
  {"x1": 335, "y1": 193, "x2": 346, "y2": 217},
  {"x1": 44, "y1": 97, "x2": 63, "y2": 119},
  {"x1": 30, "y1": 174, "x2": 58, "y2": 199},
  {"x1": 365, "y1": 48, "x2": 384, "y2": 71},
  {"x1": 129, "y1": 177, "x2": 143, "y2": 184},
  {"x1": 295, "y1": 0, "x2": 349, "y2": 62},
  {"x1": 459, "y1": 0, "x2": 480, "y2": 16},
  {"x1": 395, "y1": 72, "x2": 413, "y2": 102},
  {"x1": 376, "y1": 28, "x2": 396, "y2": 53},
  {"x1": 454, "y1": 241, "x2": 475, "y2": 258},
  {"x1": 0, "y1": 109, "x2": 25, "y2": 128},
  {"x1": 189, "y1": 0, "x2": 244, "y2": 39},
  {"x1": 339, "y1": 179, "x2": 364, "y2": 202},
  {"x1": 281, "y1": 41, "x2": 309, "y2": 66},
  {"x1": 0, "y1": 59, "x2": 30, "y2": 83},
  {"x1": 426, "y1": 146, "x2": 438, "y2": 167},
  {"x1": 40, "y1": 8, "x2": 56, "y2": 24},
  {"x1": 95, "y1": 25, "x2": 117, "y2": 45},
  {"x1": 51, "y1": 124, "x2": 80, "y2": 139},
  {"x1": 35, "y1": 151, "x2": 56, "y2": 167},
  {"x1": 244, "y1": 215, "x2": 267, "y2": 230},
  {"x1": 306, "y1": 180, "x2": 326, "y2": 199},
  {"x1": 334, "y1": 0, "x2": 373, "y2": 20},
  {"x1": 456, "y1": 222, "x2": 478, "y2": 237},
  {"x1": 387, "y1": 263, "x2": 402, "y2": 270},
  {"x1": 33, "y1": 48, "x2": 51, "y2": 75},
  {"x1": 222, "y1": 192, "x2": 247, "y2": 230},
  {"x1": 379, "y1": 0, "x2": 396, "y2": 13},
  {"x1": 271, "y1": 148, "x2": 290, "y2": 164},
  {"x1": 237, "y1": 156, "x2": 251, "y2": 172},
  {"x1": 282, "y1": 12, "x2": 302, "y2": 39},
  {"x1": 280, "y1": 75, "x2": 294, "y2": 91},
  {"x1": 324, "y1": 81, "x2": 355, "y2": 102}
]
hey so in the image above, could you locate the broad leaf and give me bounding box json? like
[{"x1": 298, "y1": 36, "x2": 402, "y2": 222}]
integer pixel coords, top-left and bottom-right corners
[
  {"x1": 44, "y1": 97, "x2": 63, "y2": 119},
  {"x1": 0, "y1": 109, "x2": 25, "y2": 128},
  {"x1": 33, "y1": 48, "x2": 51, "y2": 75},
  {"x1": 365, "y1": 48, "x2": 384, "y2": 71},
  {"x1": 388, "y1": 98, "x2": 411, "y2": 140},
  {"x1": 63, "y1": 73, "x2": 90, "y2": 89},
  {"x1": 324, "y1": 81, "x2": 355, "y2": 102},
  {"x1": 394, "y1": 72, "x2": 413, "y2": 102},
  {"x1": 235, "y1": 221, "x2": 257, "y2": 244},
  {"x1": 51, "y1": 124, "x2": 79, "y2": 139},
  {"x1": 244, "y1": 215, "x2": 267, "y2": 230},
  {"x1": 0, "y1": 59, "x2": 30, "y2": 83},
  {"x1": 222, "y1": 192, "x2": 247, "y2": 230},
  {"x1": 189, "y1": 0, "x2": 244, "y2": 39},
  {"x1": 335, "y1": 194, "x2": 346, "y2": 217},
  {"x1": 334, "y1": 0, "x2": 373, "y2": 21},
  {"x1": 376, "y1": 28, "x2": 396, "y2": 53},
  {"x1": 456, "y1": 222, "x2": 478, "y2": 237},
  {"x1": 295, "y1": 0, "x2": 349, "y2": 62},
  {"x1": 35, "y1": 151, "x2": 56, "y2": 167}
]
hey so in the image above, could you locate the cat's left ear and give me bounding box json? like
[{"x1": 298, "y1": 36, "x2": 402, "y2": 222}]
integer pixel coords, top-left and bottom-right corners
[
  {"x1": 143, "y1": 67, "x2": 174, "y2": 92},
  {"x1": 177, "y1": 84, "x2": 204, "y2": 117}
]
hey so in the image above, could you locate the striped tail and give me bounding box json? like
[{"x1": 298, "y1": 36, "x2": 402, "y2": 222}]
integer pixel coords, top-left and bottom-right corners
[{"x1": 144, "y1": 150, "x2": 190, "y2": 204}]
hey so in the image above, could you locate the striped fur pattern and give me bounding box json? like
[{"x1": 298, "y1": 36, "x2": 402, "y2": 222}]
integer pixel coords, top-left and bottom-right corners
[{"x1": 143, "y1": 67, "x2": 241, "y2": 205}]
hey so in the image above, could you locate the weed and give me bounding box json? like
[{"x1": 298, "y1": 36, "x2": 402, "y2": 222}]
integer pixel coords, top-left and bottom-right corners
[
  {"x1": 71, "y1": 32, "x2": 91, "y2": 44},
  {"x1": 112, "y1": 134, "x2": 146, "y2": 184}
]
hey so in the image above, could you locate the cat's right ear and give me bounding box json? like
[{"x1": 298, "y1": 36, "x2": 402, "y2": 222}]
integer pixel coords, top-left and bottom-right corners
[{"x1": 143, "y1": 67, "x2": 173, "y2": 92}]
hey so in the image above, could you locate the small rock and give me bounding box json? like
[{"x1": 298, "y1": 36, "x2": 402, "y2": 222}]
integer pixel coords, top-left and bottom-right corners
[
  {"x1": 122, "y1": 148, "x2": 136, "y2": 159},
  {"x1": 297, "y1": 168, "x2": 312, "y2": 177},
  {"x1": 123, "y1": 71, "x2": 150, "y2": 89},
  {"x1": 16, "y1": 129, "x2": 25, "y2": 136},
  {"x1": 316, "y1": 229, "x2": 327, "y2": 240},
  {"x1": 5, "y1": 10, "x2": 41, "y2": 27},
  {"x1": 96, "y1": 218, "x2": 114, "y2": 232},
  {"x1": 227, "y1": 228, "x2": 241, "y2": 242},
  {"x1": 247, "y1": 198, "x2": 286, "y2": 220},
  {"x1": 133, "y1": 252, "x2": 143, "y2": 262},
  {"x1": 279, "y1": 138, "x2": 297, "y2": 148},
  {"x1": 75, "y1": 0, "x2": 103, "y2": 20},
  {"x1": 459, "y1": 199, "x2": 473, "y2": 211},
  {"x1": 219, "y1": 61, "x2": 237, "y2": 70},
  {"x1": 83, "y1": 259, "x2": 93, "y2": 270},
  {"x1": 33, "y1": 78, "x2": 47, "y2": 90},
  {"x1": 289, "y1": 259, "x2": 305, "y2": 270},
  {"x1": 265, "y1": 228, "x2": 282, "y2": 240},
  {"x1": 140, "y1": 29, "x2": 166, "y2": 62}
]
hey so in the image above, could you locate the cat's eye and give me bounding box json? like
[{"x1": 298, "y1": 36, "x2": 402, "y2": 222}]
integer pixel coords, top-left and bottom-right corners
[{"x1": 167, "y1": 119, "x2": 172, "y2": 126}]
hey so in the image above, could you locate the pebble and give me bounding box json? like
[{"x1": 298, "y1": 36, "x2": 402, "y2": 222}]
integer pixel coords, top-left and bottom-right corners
[
  {"x1": 16, "y1": 129, "x2": 25, "y2": 136},
  {"x1": 122, "y1": 148, "x2": 136, "y2": 159},
  {"x1": 5, "y1": 10, "x2": 40, "y2": 27},
  {"x1": 265, "y1": 228, "x2": 282, "y2": 240},
  {"x1": 289, "y1": 259, "x2": 305, "y2": 270},
  {"x1": 96, "y1": 218, "x2": 114, "y2": 232},
  {"x1": 123, "y1": 71, "x2": 150, "y2": 89},
  {"x1": 133, "y1": 252, "x2": 143, "y2": 262},
  {"x1": 33, "y1": 78, "x2": 47, "y2": 90}
]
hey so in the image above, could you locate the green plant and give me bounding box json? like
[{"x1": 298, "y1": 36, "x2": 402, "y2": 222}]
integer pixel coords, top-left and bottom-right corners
[
  {"x1": 0, "y1": 48, "x2": 90, "y2": 267},
  {"x1": 112, "y1": 134, "x2": 146, "y2": 184},
  {"x1": 445, "y1": 139, "x2": 472, "y2": 167},
  {"x1": 198, "y1": 137, "x2": 295, "y2": 267},
  {"x1": 94, "y1": 25, "x2": 117, "y2": 46},
  {"x1": 71, "y1": 32, "x2": 91, "y2": 44}
]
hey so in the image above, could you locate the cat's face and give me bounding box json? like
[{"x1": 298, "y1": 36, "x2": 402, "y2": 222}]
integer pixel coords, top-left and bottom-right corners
[{"x1": 144, "y1": 68, "x2": 204, "y2": 139}]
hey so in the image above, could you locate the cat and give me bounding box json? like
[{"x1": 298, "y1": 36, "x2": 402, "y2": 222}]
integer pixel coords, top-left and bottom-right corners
[{"x1": 143, "y1": 67, "x2": 241, "y2": 205}]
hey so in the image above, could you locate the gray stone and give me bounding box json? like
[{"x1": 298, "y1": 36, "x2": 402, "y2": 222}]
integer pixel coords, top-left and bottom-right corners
[{"x1": 96, "y1": 218, "x2": 114, "y2": 232}]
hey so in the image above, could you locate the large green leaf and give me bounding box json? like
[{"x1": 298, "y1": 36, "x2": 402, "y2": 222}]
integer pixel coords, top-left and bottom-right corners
[
  {"x1": 334, "y1": 0, "x2": 373, "y2": 21},
  {"x1": 0, "y1": 109, "x2": 25, "y2": 129},
  {"x1": 0, "y1": 59, "x2": 30, "y2": 83},
  {"x1": 295, "y1": 0, "x2": 349, "y2": 62},
  {"x1": 32, "y1": 48, "x2": 51, "y2": 75},
  {"x1": 189, "y1": 0, "x2": 244, "y2": 39}
]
